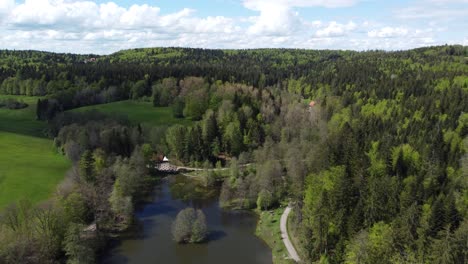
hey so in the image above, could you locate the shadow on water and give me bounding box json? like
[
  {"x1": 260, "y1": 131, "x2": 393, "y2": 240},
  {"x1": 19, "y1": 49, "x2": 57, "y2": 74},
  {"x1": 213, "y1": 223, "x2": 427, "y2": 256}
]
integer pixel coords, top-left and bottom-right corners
[{"x1": 205, "y1": 230, "x2": 227, "y2": 242}]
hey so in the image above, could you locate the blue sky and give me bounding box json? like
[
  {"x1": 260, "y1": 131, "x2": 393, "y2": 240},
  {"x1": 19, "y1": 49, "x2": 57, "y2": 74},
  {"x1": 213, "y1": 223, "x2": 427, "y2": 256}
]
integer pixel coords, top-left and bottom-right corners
[{"x1": 0, "y1": 0, "x2": 466, "y2": 54}]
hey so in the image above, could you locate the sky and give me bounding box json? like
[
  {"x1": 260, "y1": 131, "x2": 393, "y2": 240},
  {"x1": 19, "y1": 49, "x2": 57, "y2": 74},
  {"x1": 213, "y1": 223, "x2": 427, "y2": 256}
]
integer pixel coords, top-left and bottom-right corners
[{"x1": 0, "y1": 0, "x2": 467, "y2": 54}]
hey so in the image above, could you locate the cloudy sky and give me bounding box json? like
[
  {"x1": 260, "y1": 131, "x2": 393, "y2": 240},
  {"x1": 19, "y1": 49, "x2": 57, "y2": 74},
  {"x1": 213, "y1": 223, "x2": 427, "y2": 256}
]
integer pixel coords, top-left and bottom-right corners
[{"x1": 0, "y1": 0, "x2": 467, "y2": 54}]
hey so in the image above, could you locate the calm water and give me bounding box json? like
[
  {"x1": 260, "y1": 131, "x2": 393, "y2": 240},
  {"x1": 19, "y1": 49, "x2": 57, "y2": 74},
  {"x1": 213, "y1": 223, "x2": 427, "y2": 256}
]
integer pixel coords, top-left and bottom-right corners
[{"x1": 102, "y1": 175, "x2": 272, "y2": 264}]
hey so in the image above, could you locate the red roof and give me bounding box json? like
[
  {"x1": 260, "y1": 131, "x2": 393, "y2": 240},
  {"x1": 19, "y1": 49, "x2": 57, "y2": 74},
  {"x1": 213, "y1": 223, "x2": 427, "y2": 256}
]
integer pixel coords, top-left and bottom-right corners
[{"x1": 309, "y1": 101, "x2": 316, "y2": 107}]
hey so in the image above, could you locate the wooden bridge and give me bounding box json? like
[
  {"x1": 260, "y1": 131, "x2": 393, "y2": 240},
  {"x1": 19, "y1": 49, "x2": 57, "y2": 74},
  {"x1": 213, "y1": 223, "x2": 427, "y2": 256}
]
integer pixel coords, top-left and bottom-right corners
[
  {"x1": 155, "y1": 162, "x2": 251, "y2": 173},
  {"x1": 155, "y1": 163, "x2": 206, "y2": 173}
]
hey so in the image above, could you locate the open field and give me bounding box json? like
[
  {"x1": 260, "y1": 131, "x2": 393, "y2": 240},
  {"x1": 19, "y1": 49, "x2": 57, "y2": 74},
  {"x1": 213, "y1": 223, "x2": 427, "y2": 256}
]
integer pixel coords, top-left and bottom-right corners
[
  {"x1": 70, "y1": 100, "x2": 192, "y2": 127},
  {"x1": 0, "y1": 131, "x2": 70, "y2": 209},
  {"x1": 0, "y1": 95, "x2": 45, "y2": 137}
]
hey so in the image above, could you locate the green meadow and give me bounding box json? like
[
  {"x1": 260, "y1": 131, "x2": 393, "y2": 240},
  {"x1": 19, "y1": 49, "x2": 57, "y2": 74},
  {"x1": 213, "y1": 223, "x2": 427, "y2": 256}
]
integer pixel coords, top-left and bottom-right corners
[
  {"x1": 71, "y1": 100, "x2": 192, "y2": 127},
  {"x1": 0, "y1": 95, "x2": 70, "y2": 209},
  {"x1": 0, "y1": 131, "x2": 70, "y2": 209},
  {"x1": 0, "y1": 95, "x2": 46, "y2": 137}
]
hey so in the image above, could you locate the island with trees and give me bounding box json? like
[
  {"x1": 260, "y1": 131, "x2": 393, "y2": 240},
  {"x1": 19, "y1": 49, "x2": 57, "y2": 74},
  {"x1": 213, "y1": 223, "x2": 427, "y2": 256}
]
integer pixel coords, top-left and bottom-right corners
[{"x1": 0, "y1": 45, "x2": 467, "y2": 263}]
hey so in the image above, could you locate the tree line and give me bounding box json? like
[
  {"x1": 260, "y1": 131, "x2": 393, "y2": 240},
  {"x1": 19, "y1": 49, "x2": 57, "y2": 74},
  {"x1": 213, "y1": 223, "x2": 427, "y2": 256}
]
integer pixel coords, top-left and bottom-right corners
[{"x1": 0, "y1": 45, "x2": 467, "y2": 263}]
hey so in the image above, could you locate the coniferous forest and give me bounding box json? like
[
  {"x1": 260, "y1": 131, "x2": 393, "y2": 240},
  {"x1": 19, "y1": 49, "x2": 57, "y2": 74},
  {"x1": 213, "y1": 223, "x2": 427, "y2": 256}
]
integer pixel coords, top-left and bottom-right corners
[{"x1": 0, "y1": 45, "x2": 467, "y2": 263}]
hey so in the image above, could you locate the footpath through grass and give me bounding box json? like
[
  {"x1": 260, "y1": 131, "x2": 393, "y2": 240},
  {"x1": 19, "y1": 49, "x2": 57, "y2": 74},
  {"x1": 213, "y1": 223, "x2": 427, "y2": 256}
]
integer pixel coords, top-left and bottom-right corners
[
  {"x1": 0, "y1": 131, "x2": 70, "y2": 209},
  {"x1": 71, "y1": 100, "x2": 192, "y2": 127},
  {"x1": 256, "y1": 207, "x2": 296, "y2": 264}
]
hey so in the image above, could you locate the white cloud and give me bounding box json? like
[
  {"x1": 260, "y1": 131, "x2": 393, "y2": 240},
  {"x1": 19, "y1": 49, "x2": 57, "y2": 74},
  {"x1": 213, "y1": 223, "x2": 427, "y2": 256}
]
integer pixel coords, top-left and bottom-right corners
[
  {"x1": 243, "y1": 0, "x2": 360, "y2": 10},
  {"x1": 367, "y1": 26, "x2": 437, "y2": 42},
  {"x1": 0, "y1": 0, "x2": 14, "y2": 12},
  {"x1": 315, "y1": 21, "x2": 356, "y2": 37},
  {"x1": 247, "y1": 3, "x2": 302, "y2": 35},
  {"x1": 0, "y1": 0, "x2": 464, "y2": 53},
  {"x1": 396, "y1": 6, "x2": 468, "y2": 19},
  {"x1": 243, "y1": 0, "x2": 359, "y2": 36},
  {"x1": 368, "y1": 27, "x2": 409, "y2": 38},
  {"x1": 10, "y1": 0, "x2": 98, "y2": 26},
  {"x1": 426, "y1": 0, "x2": 468, "y2": 3}
]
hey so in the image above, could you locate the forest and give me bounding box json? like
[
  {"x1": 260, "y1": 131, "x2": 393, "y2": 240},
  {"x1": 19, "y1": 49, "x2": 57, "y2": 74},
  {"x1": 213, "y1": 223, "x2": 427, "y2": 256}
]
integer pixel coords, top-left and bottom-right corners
[{"x1": 0, "y1": 45, "x2": 467, "y2": 263}]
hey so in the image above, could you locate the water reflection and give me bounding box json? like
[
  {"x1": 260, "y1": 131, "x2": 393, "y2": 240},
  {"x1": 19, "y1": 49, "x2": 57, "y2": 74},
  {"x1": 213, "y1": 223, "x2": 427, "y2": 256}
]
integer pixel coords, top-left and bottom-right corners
[{"x1": 101, "y1": 175, "x2": 272, "y2": 264}]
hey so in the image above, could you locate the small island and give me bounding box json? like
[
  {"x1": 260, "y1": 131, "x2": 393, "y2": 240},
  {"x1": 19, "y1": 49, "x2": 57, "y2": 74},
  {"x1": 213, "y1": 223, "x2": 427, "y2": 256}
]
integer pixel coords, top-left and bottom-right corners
[{"x1": 172, "y1": 208, "x2": 208, "y2": 243}]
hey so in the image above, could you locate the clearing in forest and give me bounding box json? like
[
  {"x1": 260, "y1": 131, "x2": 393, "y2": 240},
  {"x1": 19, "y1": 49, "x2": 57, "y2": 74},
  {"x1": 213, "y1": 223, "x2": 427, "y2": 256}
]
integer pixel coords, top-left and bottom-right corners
[{"x1": 71, "y1": 100, "x2": 192, "y2": 127}]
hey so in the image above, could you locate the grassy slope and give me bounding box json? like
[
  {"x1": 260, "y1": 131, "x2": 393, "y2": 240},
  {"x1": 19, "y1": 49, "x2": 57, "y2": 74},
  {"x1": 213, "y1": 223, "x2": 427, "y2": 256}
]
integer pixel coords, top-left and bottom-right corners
[
  {"x1": 0, "y1": 95, "x2": 46, "y2": 137},
  {"x1": 0, "y1": 95, "x2": 70, "y2": 209},
  {"x1": 256, "y1": 207, "x2": 296, "y2": 264},
  {"x1": 70, "y1": 100, "x2": 192, "y2": 127},
  {"x1": 0, "y1": 132, "x2": 70, "y2": 209}
]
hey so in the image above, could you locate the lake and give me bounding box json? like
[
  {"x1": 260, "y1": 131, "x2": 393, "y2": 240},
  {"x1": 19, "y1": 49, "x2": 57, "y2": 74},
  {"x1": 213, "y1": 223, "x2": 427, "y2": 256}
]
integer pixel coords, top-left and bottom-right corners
[{"x1": 101, "y1": 175, "x2": 272, "y2": 264}]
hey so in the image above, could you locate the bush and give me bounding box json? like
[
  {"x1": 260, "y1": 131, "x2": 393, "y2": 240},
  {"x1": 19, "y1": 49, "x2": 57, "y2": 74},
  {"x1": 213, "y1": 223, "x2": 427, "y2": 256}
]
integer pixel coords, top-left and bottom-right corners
[
  {"x1": 172, "y1": 208, "x2": 208, "y2": 243},
  {"x1": 0, "y1": 98, "x2": 28, "y2": 109}
]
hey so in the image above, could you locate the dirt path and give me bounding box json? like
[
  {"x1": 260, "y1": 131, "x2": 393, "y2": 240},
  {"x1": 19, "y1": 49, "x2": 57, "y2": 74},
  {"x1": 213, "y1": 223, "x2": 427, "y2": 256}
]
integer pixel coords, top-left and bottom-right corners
[{"x1": 280, "y1": 206, "x2": 301, "y2": 263}]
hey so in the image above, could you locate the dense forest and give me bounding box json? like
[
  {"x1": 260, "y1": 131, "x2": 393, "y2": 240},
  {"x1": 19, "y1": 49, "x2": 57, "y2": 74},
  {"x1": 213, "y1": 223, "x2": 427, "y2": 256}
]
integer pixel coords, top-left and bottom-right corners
[{"x1": 0, "y1": 45, "x2": 467, "y2": 263}]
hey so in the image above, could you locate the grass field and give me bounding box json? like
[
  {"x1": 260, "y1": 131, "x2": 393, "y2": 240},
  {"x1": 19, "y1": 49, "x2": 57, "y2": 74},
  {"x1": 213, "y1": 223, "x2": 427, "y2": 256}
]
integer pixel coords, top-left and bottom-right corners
[
  {"x1": 0, "y1": 131, "x2": 70, "y2": 209},
  {"x1": 0, "y1": 95, "x2": 70, "y2": 209},
  {"x1": 71, "y1": 100, "x2": 192, "y2": 127},
  {"x1": 0, "y1": 95, "x2": 45, "y2": 137},
  {"x1": 256, "y1": 207, "x2": 296, "y2": 264}
]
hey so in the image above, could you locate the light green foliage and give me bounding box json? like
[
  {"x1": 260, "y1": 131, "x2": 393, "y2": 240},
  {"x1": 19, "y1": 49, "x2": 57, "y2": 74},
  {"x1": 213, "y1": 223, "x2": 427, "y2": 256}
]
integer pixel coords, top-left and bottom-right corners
[
  {"x1": 456, "y1": 112, "x2": 468, "y2": 134},
  {"x1": 391, "y1": 144, "x2": 421, "y2": 175},
  {"x1": 366, "y1": 142, "x2": 386, "y2": 177},
  {"x1": 166, "y1": 124, "x2": 188, "y2": 161},
  {"x1": 344, "y1": 230, "x2": 369, "y2": 264},
  {"x1": 444, "y1": 130, "x2": 462, "y2": 153},
  {"x1": 360, "y1": 99, "x2": 394, "y2": 121},
  {"x1": 453, "y1": 75, "x2": 468, "y2": 91},
  {"x1": 79, "y1": 150, "x2": 95, "y2": 182},
  {"x1": 92, "y1": 148, "x2": 106, "y2": 174},
  {"x1": 223, "y1": 120, "x2": 243, "y2": 156},
  {"x1": 62, "y1": 192, "x2": 88, "y2": 224},
  {"x1": 112, "y1": 148, "x2": 149, "y2": 199},
  {"x1": 63, "y1": 223, "x2": 95, "y2": 264},
  {"x1": 257, "y1": 190, "x2": 274, "y2": 210},
  {"x1": 345, "y1": 222, "x2": 394, "y2": 264},
  {"x1": 191, "y1": 210, "x2": 208, "y2": 243},
  {"x1": 141, "y1": 143, "x2": 153, "y2": 162},
  {"x1": 0, "y1": 201, "x2": 67, "y2": 263},
  {"x1": 109, "y1": 179, "x2": 133, "y2": 219},
  {"x1": 328, "y1": 107, "x2": 351, "y2": 131},
  {"x1": 172, "y1": 208, "x2": 208, "y2": 243},
  {"x1": 368, "y1": 222, "x2": 394, "y2": 260},
  {"x1": 303, "y1": 166, "x2": 348, "y2": 258},
  {"x1": 183, "y1": 88, "x2": 209, "y2": 121},
  {"x1": 435, "y1": 78, "x2": 451, "y2": 92},
  {"x1": 287, "y1": 78, "x2": 312, "y2": 97}
]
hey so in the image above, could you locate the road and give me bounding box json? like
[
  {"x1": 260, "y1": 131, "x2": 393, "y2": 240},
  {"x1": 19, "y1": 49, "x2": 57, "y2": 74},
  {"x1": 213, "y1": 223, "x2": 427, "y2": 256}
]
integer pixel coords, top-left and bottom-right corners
[{"x1": 280, "y1": 206, "x2": 301, "y2": 263}]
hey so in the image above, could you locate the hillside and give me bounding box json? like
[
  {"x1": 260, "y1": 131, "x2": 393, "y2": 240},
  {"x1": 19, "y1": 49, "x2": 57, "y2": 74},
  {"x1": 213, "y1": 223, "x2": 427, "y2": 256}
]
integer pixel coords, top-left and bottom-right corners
[{"x1": 0, "y1": 45, "x2": 467, "y2": 263}]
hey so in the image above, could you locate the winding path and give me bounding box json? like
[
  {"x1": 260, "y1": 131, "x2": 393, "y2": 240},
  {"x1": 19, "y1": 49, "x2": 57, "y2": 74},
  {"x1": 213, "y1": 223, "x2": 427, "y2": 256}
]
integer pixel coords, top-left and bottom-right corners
[{"x1": 280, "y1": 206, "x2": 301, "y2": 263}]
